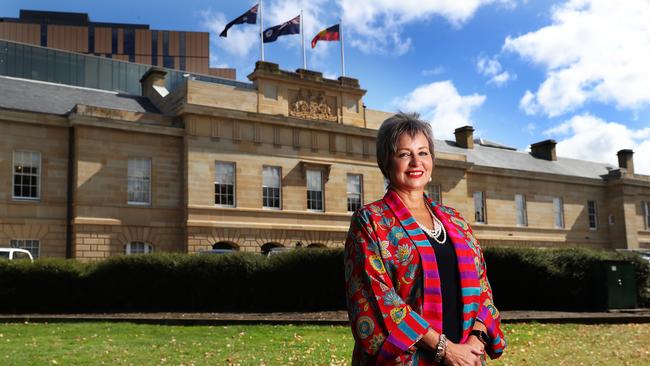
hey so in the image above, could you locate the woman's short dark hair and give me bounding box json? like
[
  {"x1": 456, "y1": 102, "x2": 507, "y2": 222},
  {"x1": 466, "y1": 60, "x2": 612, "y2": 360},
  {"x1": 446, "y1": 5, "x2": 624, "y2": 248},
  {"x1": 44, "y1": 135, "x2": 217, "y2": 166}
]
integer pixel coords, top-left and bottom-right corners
[{"x1": 376, "y1": 112, "x2": 435, "y2": 180}]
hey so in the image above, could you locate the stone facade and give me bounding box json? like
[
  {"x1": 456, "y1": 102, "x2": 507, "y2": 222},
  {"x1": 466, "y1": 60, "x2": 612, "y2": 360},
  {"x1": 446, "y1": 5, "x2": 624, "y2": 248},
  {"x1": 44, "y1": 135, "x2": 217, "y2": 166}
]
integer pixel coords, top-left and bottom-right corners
[{"x1": 1, "y1": 61, "x2": 649, "y2": 260}]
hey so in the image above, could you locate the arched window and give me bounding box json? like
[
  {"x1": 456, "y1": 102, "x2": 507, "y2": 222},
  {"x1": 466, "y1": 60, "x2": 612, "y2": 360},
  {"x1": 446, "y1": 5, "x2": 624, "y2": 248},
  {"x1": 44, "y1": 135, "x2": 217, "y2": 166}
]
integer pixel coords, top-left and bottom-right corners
[
  {"x1": 125, "y1": 241, "x2": 154, "y2": 255},
  {"x1": 212, "y1": 241, "x2": 238, "y2": 250},
  {"x1": 307, "y1": 243, "x2": 326, "y2": 248},
  {"x1": 261, "y1": 242, "x2": 285, "y2": 256}
]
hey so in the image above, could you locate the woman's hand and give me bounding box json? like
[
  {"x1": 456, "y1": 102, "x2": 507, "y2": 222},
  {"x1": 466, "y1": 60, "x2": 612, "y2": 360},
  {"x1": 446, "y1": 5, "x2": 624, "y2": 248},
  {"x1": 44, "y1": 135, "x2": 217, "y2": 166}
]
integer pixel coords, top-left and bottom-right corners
[
  {"x1": 443, "y1": 341, "x2": 484, "y2": 366},
  {"x1": 465, "y1": 334, "x2": 486, "y2": 354}
]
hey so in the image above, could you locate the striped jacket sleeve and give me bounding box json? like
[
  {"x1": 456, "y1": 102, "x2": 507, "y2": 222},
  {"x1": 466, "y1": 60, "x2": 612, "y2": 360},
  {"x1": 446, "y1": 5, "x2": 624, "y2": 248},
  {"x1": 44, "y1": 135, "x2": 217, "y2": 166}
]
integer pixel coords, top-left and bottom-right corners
[
  {"x1": 344, "y1": 209, "x2": 431, "y2": 363},
  {"x1": 471, "y1": 232, "x2": 507, "y2": 359}
]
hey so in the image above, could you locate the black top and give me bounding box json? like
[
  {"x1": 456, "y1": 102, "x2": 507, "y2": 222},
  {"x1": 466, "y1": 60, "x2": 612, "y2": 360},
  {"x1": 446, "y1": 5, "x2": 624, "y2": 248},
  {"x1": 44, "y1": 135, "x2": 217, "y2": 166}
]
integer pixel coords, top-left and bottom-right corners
[{"x1": 429, "y1": 233, "x2": 462, "y2": 343}]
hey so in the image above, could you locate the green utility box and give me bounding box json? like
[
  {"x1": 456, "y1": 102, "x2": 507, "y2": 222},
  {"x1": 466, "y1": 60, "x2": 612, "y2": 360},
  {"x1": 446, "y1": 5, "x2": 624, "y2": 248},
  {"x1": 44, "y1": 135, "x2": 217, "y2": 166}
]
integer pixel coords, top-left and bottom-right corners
[{"x1": 599, "y1": 260, "x2": 637, "y2": 310}]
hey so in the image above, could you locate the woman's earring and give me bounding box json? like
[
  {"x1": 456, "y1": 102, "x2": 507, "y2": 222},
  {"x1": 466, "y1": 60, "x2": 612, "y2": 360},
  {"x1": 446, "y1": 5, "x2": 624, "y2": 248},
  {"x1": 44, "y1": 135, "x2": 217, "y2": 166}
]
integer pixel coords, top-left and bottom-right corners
[{"x1": 429, "y1": 177, "x2": 432, "y2": 182}]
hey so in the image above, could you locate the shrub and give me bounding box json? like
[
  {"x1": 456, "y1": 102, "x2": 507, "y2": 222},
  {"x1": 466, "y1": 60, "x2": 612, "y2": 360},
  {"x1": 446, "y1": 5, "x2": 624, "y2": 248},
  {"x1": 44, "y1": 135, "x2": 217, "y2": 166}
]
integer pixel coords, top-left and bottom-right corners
[
  {"x1": 257, "y1": 248, "x2": 345, "y2": 311},
  {"x1": 0, "y1": 259, "x2": 85, "y2": 313},
  {"x1": 484, "y1": 247, "x2": 650, "y2": 310},
  {"x1": 83, "y1": 252, "x2": 266, "y2": 312},
  {"x1": 0, "y1": 247, "x2": 646, "y2": 313}
]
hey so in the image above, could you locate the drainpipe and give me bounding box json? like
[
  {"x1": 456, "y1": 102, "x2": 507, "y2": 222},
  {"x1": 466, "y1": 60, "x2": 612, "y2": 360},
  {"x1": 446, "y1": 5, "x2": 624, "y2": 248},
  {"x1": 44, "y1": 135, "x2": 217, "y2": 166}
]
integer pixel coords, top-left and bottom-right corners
[{"x1": 65, "y1": 126, "x2": 75, "y2": 258}]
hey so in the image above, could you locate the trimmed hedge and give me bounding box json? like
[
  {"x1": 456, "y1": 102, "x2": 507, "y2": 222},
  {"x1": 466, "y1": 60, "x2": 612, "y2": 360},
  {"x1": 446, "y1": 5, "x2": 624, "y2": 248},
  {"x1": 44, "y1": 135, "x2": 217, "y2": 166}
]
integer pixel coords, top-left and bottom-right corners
[
  {"x1": 0, "y1": 259, "x2": 85, "y2": 312},
  {"x1": 484, "y1": 247, "x2": 650, "y2": 311},
  {"x1": 0, "y1": 247, "x2": 647, "y2": 313}
]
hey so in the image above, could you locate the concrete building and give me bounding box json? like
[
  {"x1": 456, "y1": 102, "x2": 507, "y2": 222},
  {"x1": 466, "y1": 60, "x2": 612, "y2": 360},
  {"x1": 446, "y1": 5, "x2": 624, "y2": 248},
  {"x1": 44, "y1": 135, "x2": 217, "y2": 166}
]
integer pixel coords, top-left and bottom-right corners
[
  {"x1": 0, "y1": 9, "x2": 235, "y2": 79},
  {"x1": 1, "y1": 43, "x2": 649, "y2": 260}
]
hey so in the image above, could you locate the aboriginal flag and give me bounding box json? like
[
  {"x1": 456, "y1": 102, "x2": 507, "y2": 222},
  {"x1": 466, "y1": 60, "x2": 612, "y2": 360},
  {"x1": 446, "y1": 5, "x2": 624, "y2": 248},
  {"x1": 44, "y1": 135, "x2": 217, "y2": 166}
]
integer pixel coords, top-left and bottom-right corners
[
  {"x1": 263, "y1": 15, "x2": 300, "y2": 43},
  {"x1": 220, "y1": 4, "x2": 258, "y2": 37},
  {"x1": 311, "y1": 24, "x2": 340, "y2": 48}
]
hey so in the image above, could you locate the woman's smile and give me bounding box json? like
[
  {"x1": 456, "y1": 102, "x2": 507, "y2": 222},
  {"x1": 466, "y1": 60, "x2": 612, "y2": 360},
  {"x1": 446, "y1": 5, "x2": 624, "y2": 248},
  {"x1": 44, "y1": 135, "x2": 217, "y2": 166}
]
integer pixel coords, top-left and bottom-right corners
[{"x1": 406, "y1": 170, "x2": 424, "y2": 178}]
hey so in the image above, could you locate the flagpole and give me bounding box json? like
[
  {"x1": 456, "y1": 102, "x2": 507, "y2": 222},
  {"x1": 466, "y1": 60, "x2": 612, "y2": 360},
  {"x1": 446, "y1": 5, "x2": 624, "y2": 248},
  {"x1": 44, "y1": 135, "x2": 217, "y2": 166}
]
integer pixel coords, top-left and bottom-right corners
[
  {"x1": 340, "y1": 19, "x2": 346, "y2": 77},
  {"x1": 301, "y1": 10, "x2": 306, "y2": 69},
  {"x1": 258, "y1": 0, "x2": 264, "y2": 61}
]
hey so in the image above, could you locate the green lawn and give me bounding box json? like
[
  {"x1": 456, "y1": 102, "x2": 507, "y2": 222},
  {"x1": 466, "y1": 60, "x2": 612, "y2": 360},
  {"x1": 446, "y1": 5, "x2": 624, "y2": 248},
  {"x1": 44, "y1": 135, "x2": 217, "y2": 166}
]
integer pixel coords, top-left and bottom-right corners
[{"x1": 0, "y1": 322, "x2": 648, "y2": 365}]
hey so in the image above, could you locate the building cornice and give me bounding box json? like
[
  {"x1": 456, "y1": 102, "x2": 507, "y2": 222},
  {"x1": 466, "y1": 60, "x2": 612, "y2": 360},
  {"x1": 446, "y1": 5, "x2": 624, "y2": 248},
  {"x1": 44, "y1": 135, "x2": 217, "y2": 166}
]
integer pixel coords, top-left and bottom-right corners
[
  {"x1": 605, "y1": 176, "x2": 650, "y2": 188},
  {"x1": 0, "y1": 108, "x2": 68, "y2": 127},
  {"x1": 187, "y1": 204, "x2": 354, "y2": 219},
  {"x1": 179, "y1": 104, "x2": 378, "y2": 138},
  {"x1": 68, "y1": 111, "x2": 184, "y2": 137},
  {"x1": 247, "y1": 61, "x2": 366, "y2": 96},
  {"x1": 186, "y1": 219, "x2": 349, "y2": 232},
  {"x1": 468, "y1": 164, "x2": 607, "y2": 187}
]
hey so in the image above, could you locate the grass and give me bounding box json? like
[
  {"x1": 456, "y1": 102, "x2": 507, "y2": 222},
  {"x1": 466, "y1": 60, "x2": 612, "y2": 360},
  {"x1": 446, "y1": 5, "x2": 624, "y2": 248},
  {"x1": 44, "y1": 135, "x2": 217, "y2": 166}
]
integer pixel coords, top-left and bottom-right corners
[
  {"x1": 0, "y1": 322, "x2": 648, "y2": 365},
  {"x1": 492, "y1": 323, "x2": 650, "y2": 366}
]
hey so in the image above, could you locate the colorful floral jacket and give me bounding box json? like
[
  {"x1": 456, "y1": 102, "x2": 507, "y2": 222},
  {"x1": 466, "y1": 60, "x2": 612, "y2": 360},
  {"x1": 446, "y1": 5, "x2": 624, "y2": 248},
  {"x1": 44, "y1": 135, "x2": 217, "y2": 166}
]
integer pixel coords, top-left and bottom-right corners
[{"x1": 344, "y1": 189, "x2": 506, "y2": 365}]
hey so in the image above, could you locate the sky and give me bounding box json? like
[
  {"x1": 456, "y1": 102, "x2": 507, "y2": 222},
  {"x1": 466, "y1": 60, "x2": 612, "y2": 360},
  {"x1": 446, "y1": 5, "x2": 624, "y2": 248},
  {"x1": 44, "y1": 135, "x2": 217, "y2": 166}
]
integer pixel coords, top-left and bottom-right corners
[{"x1": 3, "y1": 0, "x2": 650, "y2": 174}]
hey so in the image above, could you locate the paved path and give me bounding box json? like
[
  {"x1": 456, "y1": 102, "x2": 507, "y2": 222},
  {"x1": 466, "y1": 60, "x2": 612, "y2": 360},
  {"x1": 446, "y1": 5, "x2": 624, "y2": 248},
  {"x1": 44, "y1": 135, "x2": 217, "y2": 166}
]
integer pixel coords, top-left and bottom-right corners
[{"x1": 0, "y1": 309, "x2": 649, "y2": 325}]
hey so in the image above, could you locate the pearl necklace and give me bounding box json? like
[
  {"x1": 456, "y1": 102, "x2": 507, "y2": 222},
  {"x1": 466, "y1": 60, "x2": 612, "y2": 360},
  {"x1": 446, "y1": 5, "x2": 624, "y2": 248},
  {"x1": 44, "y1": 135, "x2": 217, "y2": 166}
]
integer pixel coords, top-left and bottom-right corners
[{"x1": 417, "y1": 204, "x2": 447, "y2": 244}]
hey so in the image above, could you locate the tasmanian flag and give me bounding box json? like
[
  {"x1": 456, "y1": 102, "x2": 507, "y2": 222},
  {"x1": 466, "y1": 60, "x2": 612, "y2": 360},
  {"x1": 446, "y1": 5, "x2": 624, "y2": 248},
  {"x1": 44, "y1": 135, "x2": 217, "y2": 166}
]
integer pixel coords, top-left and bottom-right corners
[
  {"x1": 311, "y1": 24, "x2": 340, "y2": 48},
  {"x1": 220, "y1": 4, "x2": 258, "y2": 37},
  {"x1": 263, "y1": 15, "x2": 300, "y2": 43}
]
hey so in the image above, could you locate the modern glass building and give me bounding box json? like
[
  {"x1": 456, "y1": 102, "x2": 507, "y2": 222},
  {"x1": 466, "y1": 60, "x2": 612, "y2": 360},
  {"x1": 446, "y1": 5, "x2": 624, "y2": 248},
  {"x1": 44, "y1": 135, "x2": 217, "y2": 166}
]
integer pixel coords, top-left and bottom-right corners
[
  {"x1": 0, "y1": 39, "x2": 252, "y2": 95},
  {"x1": 0, "y1": 9, "x2": 234, "y2": 79}
]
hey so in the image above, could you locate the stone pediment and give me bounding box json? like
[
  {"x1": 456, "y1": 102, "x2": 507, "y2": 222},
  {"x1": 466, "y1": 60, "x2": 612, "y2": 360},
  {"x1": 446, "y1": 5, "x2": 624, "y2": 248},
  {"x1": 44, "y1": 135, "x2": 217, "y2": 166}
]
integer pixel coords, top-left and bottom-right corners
[{"x1": 247, "y1": 61, "x2": 367, "y2": 127}]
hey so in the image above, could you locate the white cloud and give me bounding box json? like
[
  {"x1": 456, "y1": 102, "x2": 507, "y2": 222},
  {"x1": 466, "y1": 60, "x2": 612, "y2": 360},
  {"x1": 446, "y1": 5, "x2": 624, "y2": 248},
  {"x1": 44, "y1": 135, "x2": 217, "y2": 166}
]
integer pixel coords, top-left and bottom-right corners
[
  {"x1": 504, "y1": 0, "x2": 650, "y2": 117},
  {"x1": 519, "y1": 90, "x2": 538, "y2": 115},
  {"x1": 340, "y1": 0, "x2": 514, "y2": 55},
  {"x1": 393, "y1": 81, "x2": 486, "y2": 139},
  {"x1": 488, "y1": 71, "x2": 514, "y2": 86},
  {"x1": 477, "y1": 56, "x2": 501, "y2": 76},
  {"x1": 209, "y1": 51, "x2": 224, "y2": 68},
  {"x1": 422, "y1": 66, "x2": 445, "y2": 76},
  {"x1": 523, "y1": 122, "x2": 535, "y2": 135},
  {"x1": 543, "y1": 114, "x2": 650, "y2": 174},
  {"x1": 201, "y1": 10, "x2": 259, "y2": 58},
  {"x1": 476, "y1": 55, "x2": 515, "y2": 87},
  {"x1": 201, "y1": 1, "x2": 328, "y2": 59}
]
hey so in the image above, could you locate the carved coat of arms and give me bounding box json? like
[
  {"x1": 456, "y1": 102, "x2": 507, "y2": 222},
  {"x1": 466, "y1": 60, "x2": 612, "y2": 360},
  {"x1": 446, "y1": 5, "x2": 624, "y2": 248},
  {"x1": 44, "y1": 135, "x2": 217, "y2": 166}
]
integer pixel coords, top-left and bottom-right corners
[{"x1": 289, "y1": 89, "x2": 337, "y2": 121}]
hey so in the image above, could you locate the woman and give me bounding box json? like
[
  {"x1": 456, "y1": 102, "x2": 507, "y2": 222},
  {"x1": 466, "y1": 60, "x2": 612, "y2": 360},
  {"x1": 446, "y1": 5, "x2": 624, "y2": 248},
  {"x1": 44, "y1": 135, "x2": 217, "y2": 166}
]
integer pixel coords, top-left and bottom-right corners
[{"x1": 344, "y1": 113, "x2": 506, "y2": 365}]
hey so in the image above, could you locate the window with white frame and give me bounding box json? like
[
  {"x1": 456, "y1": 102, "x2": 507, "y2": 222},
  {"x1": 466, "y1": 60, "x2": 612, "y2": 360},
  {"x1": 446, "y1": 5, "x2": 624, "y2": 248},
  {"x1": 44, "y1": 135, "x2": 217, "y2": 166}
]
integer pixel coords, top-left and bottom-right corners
[
  {"x1": 347, "y1": 174, "x2": 363, "y2": 212},
  {"x1": 13, "y1": 151, "x2": 41, "y2": 200},
  {"x1": 587, "y1": 200, "x2": 598, "y2": 230},
  {"x1": 215, "y1": 162, "x2": 235, "y2": 206},
  {"x1": 553, "y1": 197, "x2": 565, "y2": 228},
  {"x1": 643, "y1": 201, "x2": 650, "y2": 230},
  {"x1": 474, "y1": 191, "x2": 486, "y2": 223},
  {"x1": 306, "y1": 169, "x2": 324, "y2": 211},
  {"x1": 128, "y1": 158, "x2": 151, "y2": 204},
  {"x1": 125, "y1": 241, "x2": 154, "y2": 255},
  {"x1": 262, "y1": 166, "x2": 281, "y2": 209},
  {"x1": 10, "y1": 239, "x2": 40, "y2": 258},
  {"x1": 428, "y1": 183, "x2": 442, "y2": 203},
  {"x1": 515, "y1": 194, "x2": 527, "y2": 226}
]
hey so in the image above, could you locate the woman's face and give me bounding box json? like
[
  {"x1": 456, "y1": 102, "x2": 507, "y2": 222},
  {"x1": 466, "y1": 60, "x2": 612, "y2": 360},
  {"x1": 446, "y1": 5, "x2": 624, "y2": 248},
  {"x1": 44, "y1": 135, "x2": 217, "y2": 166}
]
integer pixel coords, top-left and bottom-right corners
[{"x1": 389, "y1": 132, "x2": 434, "y2": 193}]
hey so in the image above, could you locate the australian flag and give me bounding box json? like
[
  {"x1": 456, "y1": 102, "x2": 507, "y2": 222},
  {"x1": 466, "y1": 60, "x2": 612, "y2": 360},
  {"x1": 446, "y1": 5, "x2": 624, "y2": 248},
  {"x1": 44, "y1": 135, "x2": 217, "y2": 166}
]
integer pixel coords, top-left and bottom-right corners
[
  {"x1": 263, "y1": 15, "x2": 300, "y2": 43},
  {"x1": 220, "y1": 4, "x2": 258, "y2": 37}
]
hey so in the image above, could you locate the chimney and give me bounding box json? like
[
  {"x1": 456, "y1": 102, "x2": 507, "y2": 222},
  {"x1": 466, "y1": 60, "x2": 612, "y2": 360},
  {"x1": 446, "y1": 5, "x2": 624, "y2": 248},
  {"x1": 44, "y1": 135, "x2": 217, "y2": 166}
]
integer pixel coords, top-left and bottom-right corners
[
  {"x1": 140, "y1": 67, "x2": 169, "y2": 98},
  {"x1": 454, "y1": 126, "x2": 474, "y2": 149},
  {"x1": 139, "y1": 67, "x2": 172, "y2": 113},
  {"x1": 530, "y1": 139, "x2": 557, "y2": 161},
  {"x1": 617, "y1": 149, "x2": 634, "y2": 174}
]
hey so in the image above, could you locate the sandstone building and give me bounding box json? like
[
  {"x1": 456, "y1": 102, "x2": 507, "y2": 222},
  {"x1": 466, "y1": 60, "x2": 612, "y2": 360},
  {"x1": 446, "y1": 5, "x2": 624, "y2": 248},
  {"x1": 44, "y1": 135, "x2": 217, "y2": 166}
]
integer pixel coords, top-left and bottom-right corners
[{"x1": 1, "y1": 39, "x2": 649, "y2": 260}]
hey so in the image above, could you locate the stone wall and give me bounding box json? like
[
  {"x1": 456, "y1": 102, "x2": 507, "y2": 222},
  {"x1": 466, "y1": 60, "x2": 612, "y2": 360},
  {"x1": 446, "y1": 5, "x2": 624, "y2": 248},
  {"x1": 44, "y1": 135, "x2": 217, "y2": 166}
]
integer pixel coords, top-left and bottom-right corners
[
  {"x1": 0, "y1": 116, "x2": 69, "y2": 257},
  {"x1": 74, "y1": 224, "x2": 184, "y2": 260}
]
